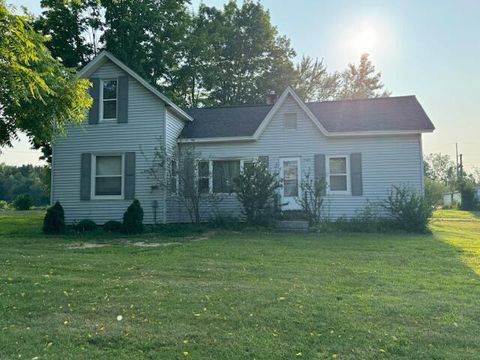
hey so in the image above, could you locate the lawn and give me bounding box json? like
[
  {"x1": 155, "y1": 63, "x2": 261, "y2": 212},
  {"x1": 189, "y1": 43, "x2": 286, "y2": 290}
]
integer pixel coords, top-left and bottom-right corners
[{"x1": 1, "y1": 211, "x2": 480, "y2": 359}]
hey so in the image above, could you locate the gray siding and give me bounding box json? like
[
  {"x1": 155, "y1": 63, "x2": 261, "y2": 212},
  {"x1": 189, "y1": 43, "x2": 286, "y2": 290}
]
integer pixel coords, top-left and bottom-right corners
[
  {"x1": 52, "y1": 60, "x2": 166, "y2": 224},
  {"x1": 169, "y1": 95, "x2": 424, "y2": 222},
  {"x1": 165, "y1": 110, "x2": 185, "y2": 153}
]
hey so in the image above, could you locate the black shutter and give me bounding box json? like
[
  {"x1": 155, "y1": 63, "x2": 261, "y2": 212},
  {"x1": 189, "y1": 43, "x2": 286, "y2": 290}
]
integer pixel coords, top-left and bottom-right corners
[
  {"x1": 350, "y1": 153, "x2": 363, "y2": 196},
  {"x1": 314, "y1": 154, "x2": 326, "y2": 195},
  {"x1": 80, "y1": 153, "x2": 92, "y2": 200},
  {"x1": 88, "y1": 78, "x2": 100, "y2": 124},
  {"x1": 124, "y1": 152, "x2": 136, "y2": 200},
  {"x1": 117, "y1": 76, "x2": 129, "y2": 123}
]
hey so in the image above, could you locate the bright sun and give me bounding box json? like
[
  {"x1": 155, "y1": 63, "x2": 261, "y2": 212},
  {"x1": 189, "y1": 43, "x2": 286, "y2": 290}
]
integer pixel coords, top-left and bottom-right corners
[{"x1": 351, "y1": 27, "x2": 377, "y2": 54}]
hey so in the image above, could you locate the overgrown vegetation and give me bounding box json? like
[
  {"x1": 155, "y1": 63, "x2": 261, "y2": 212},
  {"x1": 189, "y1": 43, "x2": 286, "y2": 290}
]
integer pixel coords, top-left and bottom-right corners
[
  {"x1": 295, "y1": 174, "x2": 326, "y2": 225},
  {"x1": 12, "y1": 194, "x2": 32, "y2": 211},
  {"x1": 122, "y1": 199, "x2": 144, "y2": 234},
  {"x1": 103, "y1": 220, "x2": 122, "y2": 233},
  {"x1": 234, "y1": 161, "x2": 282, "y2": 225},
  {"x1": 0, "y1": 164, "x2": 50, "y2": 206},
  {"x1": 42, "y1": 201, "x2": 65, "y2": 234},
  {"x1": 383, "y1": 186, "x2": 433, "y2": 233}
]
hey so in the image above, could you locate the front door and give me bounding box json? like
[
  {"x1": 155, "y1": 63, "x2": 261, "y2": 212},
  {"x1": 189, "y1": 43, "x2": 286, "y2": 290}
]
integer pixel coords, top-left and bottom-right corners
[{"x1": 280, "y1": 158, "x2": 301, "y2": 210}]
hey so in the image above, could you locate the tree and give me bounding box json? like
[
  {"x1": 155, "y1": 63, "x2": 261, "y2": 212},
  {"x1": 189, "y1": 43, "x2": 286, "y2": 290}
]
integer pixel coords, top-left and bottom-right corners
[
  {"x1": 424, "y1": 153, "x2": 458, "y2": 192},
  {"x1": 0, "y1": 1, "x2": 92, "y2": 148},
  {"x1": 234, "y1": 161, "x2": 281, "y2": 225},
  {"x1": 199, "y1": 0, "x2": 297, "y2": 106},
  {"x1": 101, "y1": 0, "x2": 191, "y2": 85},
  {"x1": 338, "y1": 53, "x2": 390, "y2": 100},
  {"x1": 34, "y1": 0, "x2": 102, "y2": 69},
  {"x1": 294, "y1": 56, "x2": 340, "y2": 102}
]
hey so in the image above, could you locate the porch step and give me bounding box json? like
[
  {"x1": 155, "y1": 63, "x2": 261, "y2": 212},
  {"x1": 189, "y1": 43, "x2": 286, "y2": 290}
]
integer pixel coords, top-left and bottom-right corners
[{"x1": 275, "y1": 220, "x2": 309, "y2": 233}]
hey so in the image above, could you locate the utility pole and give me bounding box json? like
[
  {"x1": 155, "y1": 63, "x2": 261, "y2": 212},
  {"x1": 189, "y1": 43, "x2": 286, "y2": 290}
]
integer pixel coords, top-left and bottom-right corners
[
  {"x1": 455, "y1": 143, "x2": 459, "y2": 176},
  {"x1": 459, "y1": 154, "x2": 464, "y2": 178}
]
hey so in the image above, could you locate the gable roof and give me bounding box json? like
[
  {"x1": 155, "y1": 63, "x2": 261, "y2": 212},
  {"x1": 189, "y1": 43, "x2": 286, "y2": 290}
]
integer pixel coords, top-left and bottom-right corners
[
  {"x1": 180, "y1": 89, "x2": 434, "y2": 141},
  {"x1": 79, "y1": 51, "x2": 193, "y2": 122}
]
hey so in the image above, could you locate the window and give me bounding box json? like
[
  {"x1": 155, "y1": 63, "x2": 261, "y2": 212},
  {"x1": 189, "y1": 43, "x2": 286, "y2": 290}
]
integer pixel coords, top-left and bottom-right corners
[
  {"x1": 327, "y1": 156, "x2": 349, "y2": 193},
  {"x1": 93, "y1": 155, "x2": 123, "y2": 198},
  {"x1": 213, "y1": 160, "x2": 240, "y2": 193},
  {"x1": 283, "y1": 159, "x2": 299, "y2": 197},
  {"x1": 101, "y1": 79, "x2": 117, "y2": 120},
  {"x1": 283, "y1": 113, "x2": 297, "y2": 129},
  {"x1": 198, "y1": 161, "x2": 210, "y2": 194}
]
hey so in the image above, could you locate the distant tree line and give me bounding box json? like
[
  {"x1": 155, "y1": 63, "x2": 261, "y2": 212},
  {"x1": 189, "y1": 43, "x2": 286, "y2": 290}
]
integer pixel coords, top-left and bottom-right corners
[{"x1": 0, "y1": 163, "x2": 50, "y2": 206}]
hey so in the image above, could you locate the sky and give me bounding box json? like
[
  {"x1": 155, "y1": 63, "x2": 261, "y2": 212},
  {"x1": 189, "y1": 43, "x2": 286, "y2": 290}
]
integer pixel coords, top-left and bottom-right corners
[{"x1": 2, "y1": 0, "x2": 479, "y2": 171}]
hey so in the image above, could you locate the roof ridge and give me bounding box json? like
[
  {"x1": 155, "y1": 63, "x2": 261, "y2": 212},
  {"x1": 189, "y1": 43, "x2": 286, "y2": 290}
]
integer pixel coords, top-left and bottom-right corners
[
  {"x1": 184, "y1": 103, "x2": 273, "y2": 111},
  {"x1": 305, "y1": 95, "x2": 416, "y2": 105}
]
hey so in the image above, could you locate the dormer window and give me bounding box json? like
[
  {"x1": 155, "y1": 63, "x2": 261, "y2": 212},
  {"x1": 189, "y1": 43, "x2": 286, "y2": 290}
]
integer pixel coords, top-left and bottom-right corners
[
  {"x1": 283, "y1": 112, "x2": 297, "y2": 129},
  {"x1": 101, "y1": 79, "x2": 117, "y2": 121}
]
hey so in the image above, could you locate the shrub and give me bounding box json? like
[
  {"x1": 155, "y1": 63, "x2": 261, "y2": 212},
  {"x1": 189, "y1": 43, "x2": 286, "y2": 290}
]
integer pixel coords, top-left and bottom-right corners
[
  {"x1": 12, "y1": 194, "x2": 33, "y2": 210},
  {"x1": 234, "y1": 161, "x2": 281, "y2": 225},
  {"x1": 42, "y1": 201, "x2": 65, "y2": 234},
  {"x1": 75, "y1": 219, "x2": 97, "y2": 232},
  {"x1": 103, "y1": 220, "x2": 123, "y2": 233},
  {"x1": 295, "y1": 173, "x2": 326, "y2": 225},
  {"x1": 122, "y1": 199, "x2": 144, "y2": 234},
  {"x1": 383, "y1": 186, "x2": 433, "y2": 233},
  {"x1": 0, "y1": 200, "x2": 9, "y2": 210},
  {"x1": 460, "y1": 181, "x2": 478, "y2": 211}
]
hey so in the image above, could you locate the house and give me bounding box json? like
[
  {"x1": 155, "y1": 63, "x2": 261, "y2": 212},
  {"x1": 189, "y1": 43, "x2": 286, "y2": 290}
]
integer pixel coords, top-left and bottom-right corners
[{"x1": 51, "y1": 51, "x2": 435, "y2": 224}]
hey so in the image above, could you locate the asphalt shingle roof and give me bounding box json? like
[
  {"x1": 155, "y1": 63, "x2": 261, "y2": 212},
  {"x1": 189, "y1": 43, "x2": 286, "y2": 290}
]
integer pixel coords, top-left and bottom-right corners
[{"x1": 181, "y1": 95, "x2": 434, "y2": 139}]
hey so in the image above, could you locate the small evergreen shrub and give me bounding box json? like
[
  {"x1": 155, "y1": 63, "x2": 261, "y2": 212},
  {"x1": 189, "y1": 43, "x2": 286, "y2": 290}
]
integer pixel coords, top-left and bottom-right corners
[
  {"x1": 12, "y1": 194, "x2": 33, "y2": 210},
  {"x1": 103, "y1": 220, "x2": 123, "y2": 233},
  {"x1": 383, "y1": 186, "x2": 433, "y2": 233},
  {"x1": 42, "y1": 201, "x2": 65, "y2": 234},
  {"x1": 122, "y1": 199, "x2": 144, "y2": 234},
  {"x1": 75, "y1": 219, "x2": 97, "y2": 232}
]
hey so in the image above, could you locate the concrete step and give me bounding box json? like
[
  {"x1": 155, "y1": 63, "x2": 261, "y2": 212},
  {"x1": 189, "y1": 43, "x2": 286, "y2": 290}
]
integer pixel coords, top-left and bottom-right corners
[{"x1": 275, "y1": 220, "x2": 309, "y2": 233}]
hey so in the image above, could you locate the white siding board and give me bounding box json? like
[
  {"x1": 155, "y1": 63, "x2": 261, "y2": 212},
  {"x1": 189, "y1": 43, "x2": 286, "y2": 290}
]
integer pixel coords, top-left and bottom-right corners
[{"x1": 52, "y1": 60, "x2": 166, "y2": 224}]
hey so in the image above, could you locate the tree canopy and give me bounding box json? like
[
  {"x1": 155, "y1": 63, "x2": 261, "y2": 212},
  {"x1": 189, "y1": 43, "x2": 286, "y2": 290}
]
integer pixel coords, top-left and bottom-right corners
[{"x1": 0, "y1": 1, "x2": 92, "y2": 148}]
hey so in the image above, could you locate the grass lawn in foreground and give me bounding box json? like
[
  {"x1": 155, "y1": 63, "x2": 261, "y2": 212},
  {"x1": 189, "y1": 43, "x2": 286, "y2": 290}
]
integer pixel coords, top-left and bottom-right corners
[{"x1": 0, "y1": 210, "x2": 479, "y2": 359}]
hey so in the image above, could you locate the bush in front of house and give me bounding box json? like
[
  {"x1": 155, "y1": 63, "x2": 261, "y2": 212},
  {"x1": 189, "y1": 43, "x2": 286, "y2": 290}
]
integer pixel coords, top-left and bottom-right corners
[
  {"x1": 75, "y1": 219, "x2": 97, "y2": 232},
  {"x1": 122, "y1": 199, "x2": 144, "y2": 234},
  {"x1": 383, "y1": 186, "x2": 433, "y2": 233},
  {"x1": 295, "y1": 173, "x2": 326, "y2": 225},
  {"x1": 12, "y1": 194, "x2": 33, "y2": 210},
  {"x1": 234, "y1": 161, "x2": 282, "y2": 225},
  {"x1": 103, "y1": 220, "x2": 123, "y2": 233},
  {"x1": 43, "y1": 201, "x2": 65, "y2": 234}
]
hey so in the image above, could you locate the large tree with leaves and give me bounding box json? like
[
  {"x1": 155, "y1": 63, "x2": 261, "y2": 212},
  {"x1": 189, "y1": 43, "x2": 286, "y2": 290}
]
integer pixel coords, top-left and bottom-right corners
[
  {"x1": 0, "y1": 1, "x2": 91, "y2": 148},
  {"x1": 34, "y1": 0, "x2": 102, "y2": 69},
  {"x1": 338, "y1": 53, "x2": 390, "y2": 100}
]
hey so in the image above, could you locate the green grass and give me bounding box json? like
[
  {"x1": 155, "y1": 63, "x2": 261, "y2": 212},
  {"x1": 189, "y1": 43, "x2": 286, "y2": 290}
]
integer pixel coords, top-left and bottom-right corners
[
  {"x1": 1, "y1": 211, "x2": 480, "y2": 359},
  {"x1": 432, "y1": 209, "x2": 480, "y2": 220}
]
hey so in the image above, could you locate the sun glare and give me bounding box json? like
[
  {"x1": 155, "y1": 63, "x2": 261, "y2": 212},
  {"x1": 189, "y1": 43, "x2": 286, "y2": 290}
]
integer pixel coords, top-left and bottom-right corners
[{"x1": 351, "y1": 27, "x2": 377, "y2": 54}]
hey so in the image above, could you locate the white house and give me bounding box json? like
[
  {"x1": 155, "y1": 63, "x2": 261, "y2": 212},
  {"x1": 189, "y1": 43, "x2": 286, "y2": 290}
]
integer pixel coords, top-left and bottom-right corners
[{"x1": 51, "y1": 51, "x2": 435, "y2": 224}]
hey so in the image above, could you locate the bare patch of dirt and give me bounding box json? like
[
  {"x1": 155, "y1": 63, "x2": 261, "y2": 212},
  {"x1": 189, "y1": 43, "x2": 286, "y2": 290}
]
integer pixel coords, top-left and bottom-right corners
[
  {"x1": 132, "y1": 241, "x2": 182, "y2": 247},
  {"x1": 67, "y1": 243, "x2": 110, "y2": 249}
]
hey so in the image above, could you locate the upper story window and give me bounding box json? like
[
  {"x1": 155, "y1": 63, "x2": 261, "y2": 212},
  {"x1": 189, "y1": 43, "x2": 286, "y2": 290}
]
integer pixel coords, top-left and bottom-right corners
[
  {"x1": 327, "y1": 156, "x2": 350, "y2": 194},
  {"x1": 283, "y1": 112, "x2": 297, "y2": 129},
  {"x1": 101, "y1": 79, "x2": 118, "y2": 121},
  {"x1": 93, "y1": 155, "x2": 123, "y2": 199}
]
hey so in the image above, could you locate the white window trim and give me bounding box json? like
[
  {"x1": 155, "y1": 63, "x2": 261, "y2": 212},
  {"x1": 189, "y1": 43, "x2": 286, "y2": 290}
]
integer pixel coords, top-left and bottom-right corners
[
  {"x1": 99, "y1": 78, "x2": 118, "y2": 122},
  {"x1": 280, "y1": 157, "x2": 301, "y2": 201},
  {"x1": 326, "y1": 155, "x2": 351, "y2": 195},
  {"x1": 91, "y1": 153, "x2": 124, "y2": 200},
  {"x1": 196, "y1": 158, "x2": 256, "y2": 195}
]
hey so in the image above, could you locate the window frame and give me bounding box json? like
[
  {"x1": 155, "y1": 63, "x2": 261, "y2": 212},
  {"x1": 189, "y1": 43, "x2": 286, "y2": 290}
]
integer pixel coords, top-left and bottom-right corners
[
  {"x1": 283, "y1": 112, "x2": 298, "y2": 129},
  {"x1": 91, "y1": 153, "x2": 124, "y2": 200},
  {"x1": 99, "y1": 78, "x2": 118, "y2": 122},
  {"x1": 326, "y1": 155, "x2": 350, "y2": 195}
]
